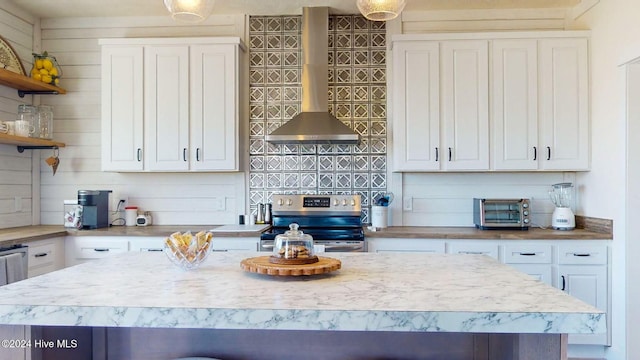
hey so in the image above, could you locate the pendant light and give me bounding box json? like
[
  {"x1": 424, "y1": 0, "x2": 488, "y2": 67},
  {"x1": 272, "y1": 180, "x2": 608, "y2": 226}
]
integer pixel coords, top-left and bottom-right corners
[
  {"x1": 357, "y1": 0, "x2": 406, "y2": 21},
  {"x1": 163, "y1": 0, "x2": 215, "y2": 23}
]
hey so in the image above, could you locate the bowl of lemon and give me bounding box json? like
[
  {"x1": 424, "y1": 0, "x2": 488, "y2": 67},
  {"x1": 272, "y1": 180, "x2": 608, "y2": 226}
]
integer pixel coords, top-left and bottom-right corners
[
  {"x1": 164, "y1": 231, "x2": 213, "y2": 270},
  {"x1": 30, "y1": 51, "x2": 61, "y2": 86}
]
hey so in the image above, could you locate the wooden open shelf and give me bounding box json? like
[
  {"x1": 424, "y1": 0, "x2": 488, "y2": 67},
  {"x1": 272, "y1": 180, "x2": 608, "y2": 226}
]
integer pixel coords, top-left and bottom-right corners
[
  {"x1": 0, "y1": 132, "x2": 65, "y2": 152},
  {"x1": 0, "y1": 67, "x2": 66, "y2": 97}
]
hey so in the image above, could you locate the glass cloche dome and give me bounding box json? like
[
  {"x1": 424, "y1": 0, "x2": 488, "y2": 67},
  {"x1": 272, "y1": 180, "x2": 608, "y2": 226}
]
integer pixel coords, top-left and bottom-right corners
[{"x1": 270, "y1": 223, "x2": 318, "y2": 265}]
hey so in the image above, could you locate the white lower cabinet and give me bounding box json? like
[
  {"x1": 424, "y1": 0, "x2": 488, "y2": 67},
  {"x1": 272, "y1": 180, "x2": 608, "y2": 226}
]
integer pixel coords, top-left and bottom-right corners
[
  {"x1": 446, "y1": 241, "x2": 499, "y2": 260},
  {"x1": 65, "y1": 236, "x2": 129, "y2": 266},
  {"x1": 367, "y1": 238, "x2": 445, "y2": 253},
  {"x1": 211, "y1": 238, "x2": 259, "y2": 252},
  {"x1": 367, "y1": 237, "x2": 610, "y2": 346},
  {"x1": 129, "y1": 237, "x2": 165, "y2": 252},
  {"x1": 27, "y1": 237, "x2": 65, "y2": 278}
]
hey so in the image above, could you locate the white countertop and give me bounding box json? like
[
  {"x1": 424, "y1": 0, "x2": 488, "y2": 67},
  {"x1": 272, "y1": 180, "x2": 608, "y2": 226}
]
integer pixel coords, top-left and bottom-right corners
[{"x1": 0, "y1": 252, "x2": 605, "y2": 334}]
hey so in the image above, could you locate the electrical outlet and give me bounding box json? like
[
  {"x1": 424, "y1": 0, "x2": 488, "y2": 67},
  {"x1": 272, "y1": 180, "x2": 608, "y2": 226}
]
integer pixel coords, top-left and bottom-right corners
[
  {"x1": 112, "y1": 195, "x2": 128, "y2": 211},
  {"x1": 403, "y1": 197, "x2": 413, "y2": 211}
]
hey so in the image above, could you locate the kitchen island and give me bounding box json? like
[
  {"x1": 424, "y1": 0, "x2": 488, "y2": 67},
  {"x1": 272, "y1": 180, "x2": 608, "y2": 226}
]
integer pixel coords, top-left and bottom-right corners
[{"x1": 0, "y1": 252, "x2": 605, "y2": 360}]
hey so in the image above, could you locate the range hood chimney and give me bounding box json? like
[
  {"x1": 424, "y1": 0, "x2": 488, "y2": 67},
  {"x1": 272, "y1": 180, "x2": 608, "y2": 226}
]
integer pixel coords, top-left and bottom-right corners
[{"x1": 266, "y1": 7, "x2": 360, "y2": 145}]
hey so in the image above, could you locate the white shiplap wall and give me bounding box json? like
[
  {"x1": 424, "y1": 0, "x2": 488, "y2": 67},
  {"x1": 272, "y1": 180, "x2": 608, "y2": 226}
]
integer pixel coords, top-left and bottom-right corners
[
  {"x1": 35, "y1": 14, "x2": 248, "y2": 226},
  {"x1": 389, "y1": 8, "x2": 582, "y2": 227},
  {"x1": 0, "y1": 5, "x2": 37, "y2": 228}
]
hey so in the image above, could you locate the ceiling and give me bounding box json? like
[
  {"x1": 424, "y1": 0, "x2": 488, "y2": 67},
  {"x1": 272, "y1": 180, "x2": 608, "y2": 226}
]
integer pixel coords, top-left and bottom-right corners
[{"x1": 10, "y1": 0, "x2": 581, "y2": 18}]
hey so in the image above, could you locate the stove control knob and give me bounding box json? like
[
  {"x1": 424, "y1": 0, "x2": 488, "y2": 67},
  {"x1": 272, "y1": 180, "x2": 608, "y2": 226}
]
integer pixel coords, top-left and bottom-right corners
[
  {"x1": 350, "y1": 199, "x2": 356, "y2": 206},
  {"x1": 523, "y1": 210, "x2": 529, "y2": 216},
  {"x1": 522, "y1": 202, "x2": 529, "y2": 208},
  {"x1": 523, "y1": 218, "x2": 530, "y2": 224},
  {"x1": 333, "y1": 199, "x2": 340, "y2": 206},
  {"x1": 286, "y1": 199, "x2": 293, "y2": 206},
  {"x1": 342, "y1": 199, "x2": 348, "y2": 206},
  {"x1": 277, "y1": 198, "x2": 284, "y2": 206}
]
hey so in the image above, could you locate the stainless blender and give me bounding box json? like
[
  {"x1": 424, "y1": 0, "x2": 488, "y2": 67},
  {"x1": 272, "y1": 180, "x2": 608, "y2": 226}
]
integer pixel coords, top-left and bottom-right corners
[{"x1": 549, "y1": 182, "x2": 575, "y2": 230}]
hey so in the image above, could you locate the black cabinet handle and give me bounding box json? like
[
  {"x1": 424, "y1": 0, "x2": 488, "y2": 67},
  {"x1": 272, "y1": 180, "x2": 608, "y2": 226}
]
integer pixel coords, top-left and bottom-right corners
[
  {"x1": 94, "y1": 248, "x2": 109, "y2": 252},
  {"x1": 137, "y1": 148, "x2": 142, "y2": 162},
  {"x1": 183, "y1": 148, "x2": 187, "y2": 162},
  {"x1": 533, "y1": 146, "x2": 537, "y2": 161},
  {"x1": 196, "y1": 148, "x2": 201, "y2": 161},
  {"x1": 448, "y1": 147, "x2": 452, "y2": 161},
  {"x1": 573, "y1": 253, "x2": 591, "y2": 257},
  {"x1": 146, "y1": 249, "x2": 163, "y2": 252},
  {"x1": 435, "y1": 147, "x2": 439, "y2": 162},
  {"x1": 547, "y1": 146, "x2": 551, "y2": 160},
  {"x1": 519, "y1": 252, "x2": 536, "y2": 256},
  {"x1": 34, "y1": 253, "x2": 48, "y2": 258},
  {"x1": 561, "y1": 275, "x2": 566, "y2": 291}
]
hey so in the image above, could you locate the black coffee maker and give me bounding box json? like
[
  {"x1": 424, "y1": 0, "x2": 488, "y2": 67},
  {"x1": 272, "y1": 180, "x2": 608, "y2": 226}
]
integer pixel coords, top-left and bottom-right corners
[{"x1": 77, "y1": 190, "x2": 112, "y2": 229}]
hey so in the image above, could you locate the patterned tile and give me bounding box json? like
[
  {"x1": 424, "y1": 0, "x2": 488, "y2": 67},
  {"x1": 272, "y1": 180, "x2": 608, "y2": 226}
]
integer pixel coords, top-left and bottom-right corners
[
  {"x1": 248, "y1": 15, "x2": 387, "y2": 201},
  {"x1": 284, "y1": 173, "x2": 299, "y2": 189},
  {"x1": 299, "y1": 155, "x2": 317, "y2": 171},
  {"x1": 284, "y1": 155, "x2": 300, "y2": 170},
  {"x1": 250, "y1": 156, "x2": 264, "y2": 171}
]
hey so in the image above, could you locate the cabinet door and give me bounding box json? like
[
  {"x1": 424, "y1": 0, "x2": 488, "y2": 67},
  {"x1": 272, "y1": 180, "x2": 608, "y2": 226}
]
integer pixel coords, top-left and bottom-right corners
[
  {"x1": 492, "y1": 39, "x2": 539, "y2": 170},
  {"x1": 145, "y1": 45, "x2": 190, "y2": 171},
  {"x1": 190, "y1": 44, "x2": 239, "y2": 171},
  {"x1": 447, "y1": 241, "x2": 500, "y2": 260},
  {"x1": 539, "y1": 38, "x2": 589, "y2": 170},
  {"x1": 557, "y1": 264, "x2": 608, "y2": 345},
  {"x1": 101, "y1": 46, "x2": 144, "y2": 171},
  {"x1": 392, "y1": 41, "x2": 440, "y2": 171},
  {"x1": 65, "y1": 237, "x2": 129, "y2": 266},
  {"x1": 129, "y1": 237, "x2": 165, "y2": 252},
  {"x1": 441, "y1": 40, "x2": 489, "y2": 170}
]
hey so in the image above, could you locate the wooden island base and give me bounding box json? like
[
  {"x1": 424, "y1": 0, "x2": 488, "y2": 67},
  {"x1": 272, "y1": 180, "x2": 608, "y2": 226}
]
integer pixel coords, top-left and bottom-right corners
[{"x1": 28, "y1": 326, "x2": 568, "y2": 360}]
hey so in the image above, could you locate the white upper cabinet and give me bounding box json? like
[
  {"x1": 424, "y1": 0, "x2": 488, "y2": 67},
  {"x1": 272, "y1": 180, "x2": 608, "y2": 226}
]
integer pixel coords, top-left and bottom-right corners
[
  {"x1": 101, "y1": 46, "x2": 144, "y2": 171},
  {"x1": 441, "y1": 40, "x2": 489, "y2": 170},
  {"x1": 392, "y1": 41, "x2": 440, "y2": 171},
  {"x1": 491, "y1": 39, "x2": 539, "y2": 170},
  {"x1": 100, "y1": 37, "x2": 245, "y2": 172},
  {"x1": 538, "y1": 38, "x2": 590, "y2": 170},
  {"x1": 145, "y1": 45, "x2": 190, "y2": 171},
  {"x1": 391, "y1": 31, "x2": 590, "y2": 172}
]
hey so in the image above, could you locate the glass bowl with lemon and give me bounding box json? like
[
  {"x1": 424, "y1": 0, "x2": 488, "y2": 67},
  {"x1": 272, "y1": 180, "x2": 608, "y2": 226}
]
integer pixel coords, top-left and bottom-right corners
[
  {"x1": 30, "y1": 51, "x2": 61, "y2": 86},
  {"x1": 164, "y1": 231, "x2": 214, "y2": 270}
]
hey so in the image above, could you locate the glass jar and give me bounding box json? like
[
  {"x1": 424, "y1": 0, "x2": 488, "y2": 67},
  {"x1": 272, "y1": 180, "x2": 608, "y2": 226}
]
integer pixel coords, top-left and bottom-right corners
[
  {"x1": 270, "y1": 223, "x2": 318, "y2": 264},
  {"x1": 37, "y1": 105, "x2": 54, "y2": 139},
  {"x1": 18, "y1": 104, "x2": 38, "y2": 138}
]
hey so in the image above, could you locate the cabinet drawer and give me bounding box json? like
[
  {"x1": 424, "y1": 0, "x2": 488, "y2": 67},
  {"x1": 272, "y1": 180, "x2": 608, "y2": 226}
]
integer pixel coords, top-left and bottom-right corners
[
  {"x1": 503, "y1": 244, "x2": 553, "y2": 264},
  {"x1": 129, "y1": 237, "x2": 165, "y2": 252},
  {"x1": 447, "y1": 242, "x2": 500, "y2": 260},
  {"x1": 28, "y1": 242, "x2": 56, "y2": 269},
  {"x1": 73, "y1": 238, "x2": 128, "y2": 259},
  {"x1": 558, "y1": 245, "x2": 607, "y2": 265}
]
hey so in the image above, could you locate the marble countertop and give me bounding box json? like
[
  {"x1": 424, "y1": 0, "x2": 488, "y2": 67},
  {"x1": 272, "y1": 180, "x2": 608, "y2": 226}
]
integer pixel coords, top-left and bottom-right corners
[{"x1": 0, "y1": 251, "x2": 605, "y2": 335}]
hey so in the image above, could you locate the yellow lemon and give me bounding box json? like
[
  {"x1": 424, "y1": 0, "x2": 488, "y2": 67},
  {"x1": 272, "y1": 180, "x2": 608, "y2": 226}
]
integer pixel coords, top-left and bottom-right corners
[
  {"x1": 49, "y1": 67, "x2": 58, "y2": 76},
  {"x1": 32, "y1": 73, "x2": 42, "y2": 81},
  {"x1": 43, "y1": 59, "x2": 53, "y2": 71},
  {"x1": 31, "y1": 68, "x2": 38, "y2": 76},
  {"x1": 35, "y1": 59, "x2": 43, "y2": 69},
  {"x1": 41, "y1": 75, "x2": 52, "y2": 83},
  {"x1": 54, "y1": 78, "x2": 60, "y2": 86},
  {"x1": 39, "y1": 68, "x2": 49, "y2": 75}
]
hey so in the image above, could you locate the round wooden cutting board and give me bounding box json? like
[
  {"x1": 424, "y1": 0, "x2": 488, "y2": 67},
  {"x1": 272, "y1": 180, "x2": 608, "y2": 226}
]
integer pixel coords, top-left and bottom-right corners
[{"x1": 240, "y1": 256, "x2": 341, "y2": 276}]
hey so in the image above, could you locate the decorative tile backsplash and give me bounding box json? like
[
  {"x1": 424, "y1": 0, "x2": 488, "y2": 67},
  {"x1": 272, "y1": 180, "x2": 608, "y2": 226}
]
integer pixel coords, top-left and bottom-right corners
[{"x1": 248, "y1": 15, "x2": 387, "y2": 223}]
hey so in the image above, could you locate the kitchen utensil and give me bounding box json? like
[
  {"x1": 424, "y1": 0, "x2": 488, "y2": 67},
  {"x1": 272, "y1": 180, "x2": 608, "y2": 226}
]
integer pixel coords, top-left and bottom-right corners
[
  {"x1": 549, "y1": 182, "x2": 575, "y2": 230},
  {"x1": 256, "y1": 203, "x2": 265, "y2": 224},
  {"x1": 374, "y1": 192, "x2": 394, "y2": 206}
]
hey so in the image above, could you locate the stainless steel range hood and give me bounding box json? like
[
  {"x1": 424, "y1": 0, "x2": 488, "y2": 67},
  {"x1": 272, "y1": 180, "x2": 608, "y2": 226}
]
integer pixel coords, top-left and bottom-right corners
[{"x1": 266, "y1": 7, "x2": 360, "y2": 145}]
